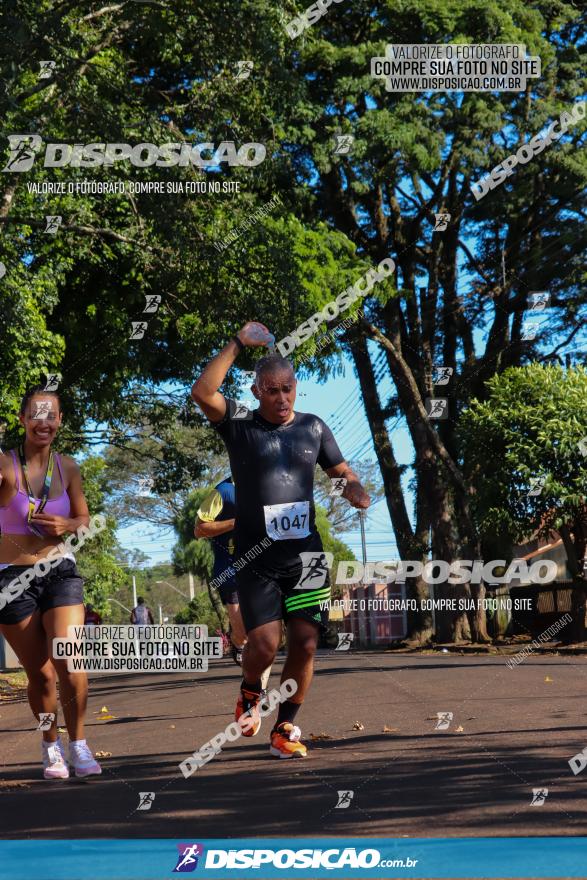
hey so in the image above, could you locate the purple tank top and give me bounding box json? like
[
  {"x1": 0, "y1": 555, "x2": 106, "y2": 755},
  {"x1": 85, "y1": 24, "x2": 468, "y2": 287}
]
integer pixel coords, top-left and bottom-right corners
[{"x1": 0, "y1": 450, "x2": 71, "y2": 535}]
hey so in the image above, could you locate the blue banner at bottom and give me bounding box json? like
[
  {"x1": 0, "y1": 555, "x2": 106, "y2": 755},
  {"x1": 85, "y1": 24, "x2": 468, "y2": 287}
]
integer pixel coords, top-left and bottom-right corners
[{"x1": 0, "y1": 837, "x2": 584, "y2": 879}]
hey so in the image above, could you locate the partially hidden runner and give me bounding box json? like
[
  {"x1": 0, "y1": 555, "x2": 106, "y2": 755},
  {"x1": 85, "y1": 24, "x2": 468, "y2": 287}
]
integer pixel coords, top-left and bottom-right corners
[
  {"x1": 130, "y1": 596, "x2": 154, "y2": 625},
  {"x1": 0, "y1": 386, "x2": 102, "y2": 780},
  {"x1": 191, "y1": 322, "x2": 370, "y2": 758},
  {"x1": 195, "y1": 476, "x2": 272, "y2": 692}
]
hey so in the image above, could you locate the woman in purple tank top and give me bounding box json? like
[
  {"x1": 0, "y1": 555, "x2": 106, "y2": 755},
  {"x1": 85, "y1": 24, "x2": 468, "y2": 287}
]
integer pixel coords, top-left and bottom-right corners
[{"x1": 0, "y1": 386, "x2": 102, "y2": 780}]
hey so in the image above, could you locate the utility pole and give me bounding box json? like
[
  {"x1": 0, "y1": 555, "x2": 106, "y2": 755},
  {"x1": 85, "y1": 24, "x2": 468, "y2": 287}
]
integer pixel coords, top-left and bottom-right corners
[
  {"x1": 158, "y1": 604, "x2": 163, "y2": 624},
  {"x1": 358, "y1": 509, "x2": 368, "y2": 566},
  {"x1": 132, "y1": 574, "x2": 138, "y2": 610},
  {"x1": 188, "y1": 572, "x2": 195, "y2": 601}
]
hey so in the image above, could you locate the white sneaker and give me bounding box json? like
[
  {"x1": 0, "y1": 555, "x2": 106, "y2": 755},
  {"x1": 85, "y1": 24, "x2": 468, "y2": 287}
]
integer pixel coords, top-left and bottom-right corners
[
  {"x1": 69, "y1": 740, "x2": 102, "y2": 777},
  {"x1": 42, "y1": 739, "x2": 69, "y2": 780}
]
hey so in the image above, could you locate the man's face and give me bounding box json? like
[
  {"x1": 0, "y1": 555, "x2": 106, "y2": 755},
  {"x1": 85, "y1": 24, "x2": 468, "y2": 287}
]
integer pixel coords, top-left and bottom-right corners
[{"x1": 253, "y1": 368, "x2": 297, "y2": 424}]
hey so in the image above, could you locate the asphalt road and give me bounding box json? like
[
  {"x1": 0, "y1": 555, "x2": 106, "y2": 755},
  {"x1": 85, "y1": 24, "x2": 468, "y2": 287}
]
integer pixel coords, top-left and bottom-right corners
[{"x1": 2, "y1": 651, "x2": 587, "y2": 839}]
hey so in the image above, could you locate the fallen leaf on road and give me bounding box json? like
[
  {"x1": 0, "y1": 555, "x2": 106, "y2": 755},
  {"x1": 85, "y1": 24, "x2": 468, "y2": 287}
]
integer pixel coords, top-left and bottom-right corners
[
  {"x1": 169, "y1": 724, "x2": 176, "y2": 729},
  {"x1": 455, "y1": 725, "x2": 464, "y2": 732},
  {"x1": 0, "y1": 781, "x2": 29, "y2": 789},
  {"x1": 382, "y1": 726, "x2": 398, "y2": 733},
  {"x1": 99, "y1": 706, "x2": 108, "y2": 713},
  {"x1": 95, "y1": 751, "x2": 112, "y2": 758},
  {"x1": 352, "y1": 721, "x2": 364, "y2": 731},
  {"x1": 544, "y1": 676, "x2": 553, "y2": 682},
  {"x1": 309, "y1": 732, "x2": 332, "y2": 741},
  {"x1": 98, "y1": 714, "x2": 115, "y2": 721}
]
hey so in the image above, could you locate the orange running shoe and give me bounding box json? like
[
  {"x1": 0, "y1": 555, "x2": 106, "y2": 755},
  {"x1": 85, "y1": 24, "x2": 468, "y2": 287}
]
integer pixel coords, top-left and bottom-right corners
[
  {"x1": 269, "y1": 723, "x2": 307, "y2": 759},
  {"x1": 235, "y1": 688, "x2": 262, "y2": 737}
]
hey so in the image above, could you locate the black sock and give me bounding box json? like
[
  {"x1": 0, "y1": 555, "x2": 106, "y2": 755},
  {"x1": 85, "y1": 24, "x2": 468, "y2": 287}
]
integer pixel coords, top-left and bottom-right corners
[
  {"x1": 274, "y1": 700, "x2": 301, "y2": 731},
  {"x1": 240, "y1": 678, "x2": 262, "y2": 711}
]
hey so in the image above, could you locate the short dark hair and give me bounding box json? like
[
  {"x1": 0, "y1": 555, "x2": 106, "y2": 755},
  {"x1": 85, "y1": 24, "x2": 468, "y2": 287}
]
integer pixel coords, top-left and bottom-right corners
[
  {"x1": 254, "y1": 355, "x2": 295, "y2": 386},
  {"x1": 20, "y1": 386, "x2": 62, "y2": 416},
  {"x1": 137, "y1": 597, "x2": 145, "y2": 604}
]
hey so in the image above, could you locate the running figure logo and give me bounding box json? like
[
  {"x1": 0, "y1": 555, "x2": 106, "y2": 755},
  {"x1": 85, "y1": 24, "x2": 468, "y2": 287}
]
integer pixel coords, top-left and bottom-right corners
[
  {"x1": 31, "y1": 400, "x2": 53, "y2": 420},
  {"x1": 521, "y1": 321, "x2": 539, "y2": 341},
  {"x1": 425, "y1": 398, "x2": 448, "y2": 419},
  {"x1": 143, "y1": 295, "x2": 161, "y2": 313},
  {"x1": 333, "y1": 134, "x2": 354, "y2": 155},
  {"x1": 43, "y1": 215, "x2": 62, "y2": 234},
  {"x1": 435, "y1": 711, "x2": 453, "y2": 730},
  {"x1": 294, "y1": 551, "x2": 333, "y2": 590},
  {"x1": 2, "y1": 134, "x2": 43, "y2": 173},
  {"x1": 235, "y1": 61, "x2": 253, "y2": 81},
  {"x1": 173, "y1": 844, "x2": 204, "y2": 873},
  {"x1": 335, "y1": 632, "x2": 354, "y2": 652},
  {"x1": 38, "y1": 60, "x2": 56, "y2": 79},
  {"x1": 43, "y1": 373, "x2": 62, "y2": 391},
  {"x1": 527, "y1": 475, "x2": 547, "y2": 497},
  {"x1": 137, "y1": 476, "x2": 154, "y2": 497},
  {"x1": 432, "y1": 366, "x2": 453, "y2": 386},
  {"x1": 329, "y1": 477, "x2": 347, "y2": 496},
  {"x1": 530, "y1": 788, "x2": 548, "y2": 806},
  {"x1": 231, "y1": 402, "x2": 252, "y2": 420},
  {"x1": 129, "y1": 321, "x2": 148, "y2": 340},
  {"x1": 137, "y1": 792, "x2": 155, "y2": 811},
  {"x1": 37, "y1": 712, "x2": 55, "y2": 731},
  {"x1": 241, "y1": 370, "x2": 256, "y2": 389},
  {"x1": 433, "y1": 212, "x2": 451, "y2": 232},
  {"x1": 335, "y1": 790, "x2": 354, "y2": 809},
  {"x1": 527, "y1": 292, "x2": 550, "y2": 311}
]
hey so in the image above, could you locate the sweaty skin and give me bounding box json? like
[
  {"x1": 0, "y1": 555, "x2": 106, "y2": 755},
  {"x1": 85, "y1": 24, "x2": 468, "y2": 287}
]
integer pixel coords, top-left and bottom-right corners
[{"x1": 215, "y1": 399, "x2": 344, "y2": 570}]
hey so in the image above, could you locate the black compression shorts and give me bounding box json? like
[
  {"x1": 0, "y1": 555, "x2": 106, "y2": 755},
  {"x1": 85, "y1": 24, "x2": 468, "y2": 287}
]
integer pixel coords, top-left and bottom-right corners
[
  {"x1": 216, "y1": 579, "x2": 239, "y2": 606},
  {"x1": 0, "y1": 558, "x2": 84, "y2": 625},
  {"x1": 235, "y1": 552, "x2": 331, "y2": 633}
]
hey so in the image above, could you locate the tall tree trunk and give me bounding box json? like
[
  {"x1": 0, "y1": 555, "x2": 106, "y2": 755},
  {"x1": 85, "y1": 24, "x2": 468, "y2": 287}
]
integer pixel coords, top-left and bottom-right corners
[
  {"x1": 350, "y1": 333, "x2": 433, "y2": 642},
  {"x1": 560, "y1": 519, "x2": 587, "y2": 643}
]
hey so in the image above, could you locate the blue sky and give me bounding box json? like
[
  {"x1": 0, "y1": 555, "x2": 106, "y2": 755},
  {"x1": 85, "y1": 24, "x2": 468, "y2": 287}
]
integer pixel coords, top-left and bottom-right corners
[{"x1": 116, "y1": 296, "x2": 563, "y2": 570}]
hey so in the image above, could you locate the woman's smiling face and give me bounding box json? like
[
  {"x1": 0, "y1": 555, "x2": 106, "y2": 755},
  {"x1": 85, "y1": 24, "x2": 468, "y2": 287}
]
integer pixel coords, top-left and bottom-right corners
[{"x1": 19, "y1": 394, "x2": 62, "y2": 447}]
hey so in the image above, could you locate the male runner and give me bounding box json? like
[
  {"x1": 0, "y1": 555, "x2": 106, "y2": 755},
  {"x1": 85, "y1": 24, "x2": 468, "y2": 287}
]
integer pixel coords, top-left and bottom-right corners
[
  {"x1": 195, "y1": 477, "x2": 273, "y2": 694},
  {"x1": 195, "y1": 477, "x2": 244, "y2": 663},
  {"x1": 191, "y1": 321, "x2": 370, "y2": 758},
  {"x1": 130, "y1": 596, "x2": 154, "y2": 625}
]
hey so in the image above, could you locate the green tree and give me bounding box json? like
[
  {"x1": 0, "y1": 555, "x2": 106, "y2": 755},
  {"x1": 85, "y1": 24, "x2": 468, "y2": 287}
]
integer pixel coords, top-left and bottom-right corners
[
  {"x1": 174, "y1": 592, "x2": 226, "y2": 634},
  {"x1": 1, "y1": 0, "x2": 584, "y2": 646},
  {"x1": 75, "y1": 456, "x2": 127, "y2": 618},
  {"x1": 460, "y1": 365, "x2": 587, "y2": 641}
]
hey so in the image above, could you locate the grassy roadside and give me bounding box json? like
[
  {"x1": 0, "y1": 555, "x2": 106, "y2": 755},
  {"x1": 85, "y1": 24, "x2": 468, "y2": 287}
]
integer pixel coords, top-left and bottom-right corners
[{"x1": 0, "y1": 670, "x2": 27, "y2": 701}]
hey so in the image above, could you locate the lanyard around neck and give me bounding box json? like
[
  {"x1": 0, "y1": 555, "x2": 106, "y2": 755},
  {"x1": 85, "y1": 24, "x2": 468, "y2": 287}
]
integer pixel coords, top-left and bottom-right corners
[{"x1": 18, "y1": 445, "x2": 54, "y2": 536}]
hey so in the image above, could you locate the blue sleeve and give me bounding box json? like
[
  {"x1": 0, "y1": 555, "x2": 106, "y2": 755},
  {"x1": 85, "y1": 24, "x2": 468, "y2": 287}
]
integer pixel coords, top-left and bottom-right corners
[{"x1": 216, "y1": 481, "x2": 232, "y2": 507}]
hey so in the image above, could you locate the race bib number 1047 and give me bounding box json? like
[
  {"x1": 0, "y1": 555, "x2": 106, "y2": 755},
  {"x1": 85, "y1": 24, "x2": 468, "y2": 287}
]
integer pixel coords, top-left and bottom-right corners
[{"x1": 264, "y1": 501, "x2": 310, "y2": 540}]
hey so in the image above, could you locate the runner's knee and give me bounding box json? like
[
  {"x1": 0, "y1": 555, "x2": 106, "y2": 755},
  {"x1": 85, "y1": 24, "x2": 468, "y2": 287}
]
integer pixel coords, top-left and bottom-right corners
[
  {"x1": 27, "y1": 663, "x2": 57, "y2": 691},
  {"x1": 247, "y1": 632, "x2": 278, "y2": 665},
  {"x1": 290, "y1": 632, "x2": 318, "y2": 660}
]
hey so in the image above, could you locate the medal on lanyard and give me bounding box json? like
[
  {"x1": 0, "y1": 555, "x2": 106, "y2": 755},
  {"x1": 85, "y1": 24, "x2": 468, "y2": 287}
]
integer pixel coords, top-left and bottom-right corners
[{"x1": 18, "y1": 445, "x2": 54, "y2": 537}]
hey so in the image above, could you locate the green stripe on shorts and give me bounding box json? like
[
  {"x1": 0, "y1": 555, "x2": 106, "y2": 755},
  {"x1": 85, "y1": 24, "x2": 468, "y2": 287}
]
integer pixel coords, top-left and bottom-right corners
[{"x1": 285, "y1": 587, "x2": 331, "y2": 610}]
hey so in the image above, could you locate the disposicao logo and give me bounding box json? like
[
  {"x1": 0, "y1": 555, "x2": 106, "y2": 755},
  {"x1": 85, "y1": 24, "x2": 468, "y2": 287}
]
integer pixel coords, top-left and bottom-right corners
[
  {"x1": 2, "y1": 136, "x2": 266, "y2": 172},
  {"x1": 173, "y1": 843, "x2": 204, "y2": 872}
]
